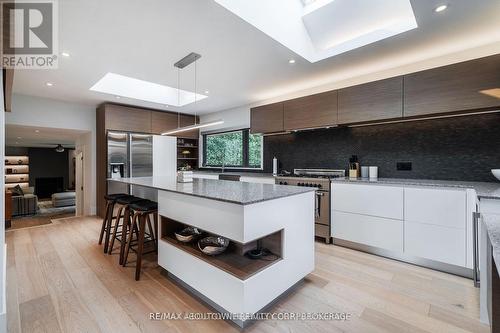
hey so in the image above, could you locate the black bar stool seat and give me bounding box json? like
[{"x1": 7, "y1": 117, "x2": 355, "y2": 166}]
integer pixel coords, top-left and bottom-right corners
[
  {"x1": 115, "y1": 196, "x2": 144, "y2": 205},
  {"x1": 129, "y1": 200, "x2": 158, "y2": 212},
  {"x1": 104, "y1": 193, "x2": 129, "y2": 201}
]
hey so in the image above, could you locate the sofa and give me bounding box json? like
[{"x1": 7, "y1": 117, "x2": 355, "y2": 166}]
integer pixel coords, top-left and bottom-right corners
[
  {"x1": 12, "y1": 186, "x2": 38, "y2": 216},
  {"x1": 52, "y1": 191, "x2": 76, "y2": 207}
]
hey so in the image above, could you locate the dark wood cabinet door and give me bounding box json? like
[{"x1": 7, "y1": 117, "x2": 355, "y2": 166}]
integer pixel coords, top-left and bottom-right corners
[
  {"x1": 151, "y1": 111, "x2": 178, "y2": 135},
  {"x1": 250, "y1": 102, "x2": 284, "y2": 134},
  {"x1": 178, "y1": 114, "x2": 199, "y2": 139},
  {"x1": 338, "y1": 77, "x2": 403, "y2": 124},
  {"x1": 284, "y1": 90, "x2": 337, "y2": 130},
  {"x1": 104, "y1": 104, "x2": 152, "y2": 133},
  {"x1": 404, "y1": 54, "x2": 500, "y2": 117}
]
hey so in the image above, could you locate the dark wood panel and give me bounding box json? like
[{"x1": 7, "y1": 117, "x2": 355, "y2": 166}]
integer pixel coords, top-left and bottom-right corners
[
  {"x1": 96, "y1": 105, "x2": 106, "y2": 217},
  {"x1": 178, "y1": 114, "x2": 199, "y2": 139},
  {"x1": 3, "y1": 69, "x2": 14, "y2": 112},
  {"x1": 404, "y1": 54, "x2": 500, "y2": 117},
  {"x1": 284, "y1": 90, "x2": 337, "y2": 130},
  {"x1": 104, "y1": 104, "x2": 152, "y2": 133},
  {"x1": 250, "y1": 102, "x2": 284, "y2": 134},
  {"x1": 338, "y1": 77, "x2": 403, "y2": 124},
  {"x1": 151, "y1": 111, "x2": 178, "y2": 135}
]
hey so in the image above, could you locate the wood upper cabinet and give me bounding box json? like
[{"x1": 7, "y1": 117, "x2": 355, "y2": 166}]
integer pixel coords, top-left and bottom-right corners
[
  {"x1": 404, "y1": 54, "x2": 500, "y2": 117},
  {"x1": 178, "y1": 114, "x2": 199, "y2": 139},
  {"x1": 338, "y1": 77, "x2": 403, "y2": 124},
  {"x1": 250, "y1": 102, "x2": 284, "y2": 134},
  {"x1": 283, "y1": 90, "x2": 337, "y2": 130},
  {"x1": 151, "y1": 111, "x2": 178, "y2": 134},
  {"x1": 104, "y1": 104, "x2": 152, "y2": 133}
]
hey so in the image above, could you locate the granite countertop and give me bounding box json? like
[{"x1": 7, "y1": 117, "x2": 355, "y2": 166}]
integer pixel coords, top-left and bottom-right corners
[
  {"x1": 108, "y1": 177, "x2": 313, "y2": 205},
  {"x1": 331, "y1": 177, "x2": 500, "y2": 200},
  {"x1": 193, "y1": 170, "x2": 275, "y2": 179},
  {"x1": 482, "y1": 214, "x2": 500, "y2": 272}
]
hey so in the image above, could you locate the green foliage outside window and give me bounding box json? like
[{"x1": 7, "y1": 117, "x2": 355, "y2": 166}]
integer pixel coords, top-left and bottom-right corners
[{"x1": 204, "y1": 130, "x2": 262, "y2": 168}]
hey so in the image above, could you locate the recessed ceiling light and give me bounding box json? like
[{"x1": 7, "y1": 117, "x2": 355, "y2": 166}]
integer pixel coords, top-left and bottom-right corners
[
  {"x1": 46, "y1": 82, "x2": 53, "y2": 86},
  {"x1": 164, "y1": 105, "x2": 169, "y2": 108},
  {"x1": 61, "y1": 52, "x2": 70, "y2": 57},
  {"x1": 35, "y1": 130, "x2": 40, "y2": 133},
  {"x1": 17, "y1": 137, "x2": 21, "y2": 139},
  {"x1": 115, "y1": 96, "x2": 121, "y2": 99},
  {"x1": 204, "y1": 90, "x2": 210, "y2": 94},
  {"x1": 434, "y1": 4, "x2": 448, "y2": 12},
  {"x1": 288, "y1": 59, "x2": 296, "y2": 64},
  {"x1": 15, "y1": 142, "x2": 19, "y2": 144}
]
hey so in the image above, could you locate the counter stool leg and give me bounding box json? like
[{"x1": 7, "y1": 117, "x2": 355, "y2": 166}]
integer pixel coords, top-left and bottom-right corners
[
  {"x1": 103, "y1": 202, "x2": 115, "y2": 253},
  {"x1": 135, "y1": 215, "x2": 147, "y2": 281},
  {"x1": 98, "y1": 201, "x2": 111, "y2": 245},
  {"x1": 108, "y1": 205, "x2": 124, "y2": 255},
  {"x1": 153, "y1": 212, "x2": 158, "y2": 253},
  {"x1": 119, "y1": 207, "x2": 131, "y2": 265},
  {"x1": 122, "y1": 212, "x2": 138, "y2": 268}
]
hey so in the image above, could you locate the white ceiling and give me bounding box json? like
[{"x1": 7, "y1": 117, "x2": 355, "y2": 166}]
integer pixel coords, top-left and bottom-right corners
[
  {"x1": 11, "y1": 0, "x2": 500, "y2": 115},
  {"x1": 5, "y1": 125, "x2": 83, "y2": 148}
]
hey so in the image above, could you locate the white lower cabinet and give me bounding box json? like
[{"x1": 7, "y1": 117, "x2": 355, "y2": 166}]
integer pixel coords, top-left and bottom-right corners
[
  {"x1": 404, "y1": 221, "x2": 466, "y2": 266},
  {"x1": 333, "y1": 211, "x2": 403, "y2": 252},
  {"x1": 331, "y1": 182, "x2": 474, "y2": 269}
]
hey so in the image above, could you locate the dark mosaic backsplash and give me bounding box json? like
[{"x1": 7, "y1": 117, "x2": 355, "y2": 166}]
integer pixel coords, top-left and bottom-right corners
[{"x1": 263, "y1": 113, "x2": 500, "y2": 182}]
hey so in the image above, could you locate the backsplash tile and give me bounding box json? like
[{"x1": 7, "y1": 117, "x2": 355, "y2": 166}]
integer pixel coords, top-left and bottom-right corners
[{"x1": 263, "y1": 113, "x2": 500, "y2": 182}]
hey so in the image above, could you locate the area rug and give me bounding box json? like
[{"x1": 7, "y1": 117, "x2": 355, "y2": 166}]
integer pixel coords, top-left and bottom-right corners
[{"x1": 38, "y1": 200, "x2": 76, "y2": 216}]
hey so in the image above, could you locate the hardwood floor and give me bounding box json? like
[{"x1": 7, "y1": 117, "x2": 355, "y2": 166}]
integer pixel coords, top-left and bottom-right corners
[{"x1": 6, "y1": 216, "x2": 489, "y2": 333}]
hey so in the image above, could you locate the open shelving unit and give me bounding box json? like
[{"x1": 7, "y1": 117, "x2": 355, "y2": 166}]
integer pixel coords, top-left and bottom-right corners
[
  {"x1": 177, "y1": 137, "x2": 199, "y2": 170},
  {"x1": 5, "y1": 156, "x2": 30, "y2": 190},
  {"x1": 160, "y1": 216, "x2": 282, "y2": 280}
]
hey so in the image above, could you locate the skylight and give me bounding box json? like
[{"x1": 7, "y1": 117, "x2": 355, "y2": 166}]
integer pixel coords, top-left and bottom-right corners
[
  {"x1": 89, "y1": 73, "x2": 208, "y2": 107},
  {"x1": 214, "y1": 0, "x2": 417, "y2": 63}
]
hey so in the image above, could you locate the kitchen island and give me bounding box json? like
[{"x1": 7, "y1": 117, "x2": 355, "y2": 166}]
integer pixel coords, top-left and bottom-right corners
[{"x1": 108, "y1": 177, "x2": 315, "y2": 327}]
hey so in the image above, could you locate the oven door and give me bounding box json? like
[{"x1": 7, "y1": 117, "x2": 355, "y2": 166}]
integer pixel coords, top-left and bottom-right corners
[{"x1": 315, "y1": 190, "x2": 330, "y2": 226}]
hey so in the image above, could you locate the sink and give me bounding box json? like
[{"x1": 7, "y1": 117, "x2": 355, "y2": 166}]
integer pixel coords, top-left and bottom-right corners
[{"x1": 492, "y1": 169, "x2": 500, "y2": 181}]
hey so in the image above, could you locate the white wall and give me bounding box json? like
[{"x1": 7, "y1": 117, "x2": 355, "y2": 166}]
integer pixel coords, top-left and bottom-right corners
[
  {"x1": 6, "y1": 94, "x2": 97, "y2": 215},
  {"x1": 0, "y1": 75, "x2": 7, "y2": 333}
]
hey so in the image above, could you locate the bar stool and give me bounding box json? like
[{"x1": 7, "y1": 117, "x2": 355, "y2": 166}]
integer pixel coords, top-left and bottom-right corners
[
  {"x1": 108, "y1": 195, "x2": 144, "y2": 264},
  {"x1": 122, "y1": 200, "x2": 158, "y2": 281},
  {"x1": 98, "y1": 193, "x2": 128, "y2": 253}
]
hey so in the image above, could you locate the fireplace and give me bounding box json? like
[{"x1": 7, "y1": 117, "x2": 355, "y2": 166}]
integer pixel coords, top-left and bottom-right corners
[{"x1": 35, "y1": 177, "x2": 64, "y2": 198}]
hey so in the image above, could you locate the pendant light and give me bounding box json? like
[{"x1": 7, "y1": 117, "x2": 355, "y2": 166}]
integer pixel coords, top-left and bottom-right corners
[
  {"x1": 55, "y1": 144, "x2": 65, "y2": 153},
  {"x1": 161, "y1": 52, "x2": 223, "y2": 136}
]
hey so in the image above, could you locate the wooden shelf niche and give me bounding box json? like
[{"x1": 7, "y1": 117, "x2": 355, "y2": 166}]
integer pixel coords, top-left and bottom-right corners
[
  {"x1": 160, "y1": 216, "x2": 282, "y2": 280},
  {"x1": 5, "y1": 156, "x2": 30, "y2": 190}
]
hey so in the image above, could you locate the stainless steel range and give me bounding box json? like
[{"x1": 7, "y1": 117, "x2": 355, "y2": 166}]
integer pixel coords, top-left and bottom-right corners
[{"x1": 275, "y1": 168, "x2": 345, "y2": 243}]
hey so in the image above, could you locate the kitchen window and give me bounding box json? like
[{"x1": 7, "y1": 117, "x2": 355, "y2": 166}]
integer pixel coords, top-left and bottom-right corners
[{"x1": 203, "y1": 129, "x2": 263, "y2": 169}]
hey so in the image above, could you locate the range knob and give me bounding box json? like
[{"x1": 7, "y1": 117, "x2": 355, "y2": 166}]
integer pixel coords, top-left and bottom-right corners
[
  {"x1": 298, "y1": 183, "x2": 303, "y2": 186},
  {"x1": 283, "y1": 181, "x2": 288, "y2": 185},
  {"x1": 317, "y1": 184, "x2": 322, "y2": 188},
  {"x1": 279, "y1": 181, "x2": 283, "y2": 185}
]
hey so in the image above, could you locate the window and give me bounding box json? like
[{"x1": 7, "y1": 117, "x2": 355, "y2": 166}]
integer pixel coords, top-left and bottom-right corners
[{"x1": 203, "y1": 129, "x2": 263, "y2": 169}]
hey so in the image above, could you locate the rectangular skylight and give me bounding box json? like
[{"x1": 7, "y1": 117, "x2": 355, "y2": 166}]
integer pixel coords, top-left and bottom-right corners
[{"x1": 89, "y1": 73, "x2": 208, "y2": 106}]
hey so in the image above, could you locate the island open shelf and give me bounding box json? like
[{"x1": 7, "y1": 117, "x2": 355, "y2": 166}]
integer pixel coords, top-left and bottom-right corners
[{"x1": 160, "y1": 216, "x2": 282, "y2": 280}]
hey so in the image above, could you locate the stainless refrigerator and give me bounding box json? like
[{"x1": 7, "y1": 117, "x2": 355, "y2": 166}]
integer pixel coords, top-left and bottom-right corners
[{"x1": 107, "y1": 131, "x2": 157, "y2": 201}]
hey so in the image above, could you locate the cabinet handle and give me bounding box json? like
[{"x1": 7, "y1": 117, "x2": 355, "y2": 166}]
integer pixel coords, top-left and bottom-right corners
[{"x1": 473, "y1": 211, "x2": 480, "y2": 288}]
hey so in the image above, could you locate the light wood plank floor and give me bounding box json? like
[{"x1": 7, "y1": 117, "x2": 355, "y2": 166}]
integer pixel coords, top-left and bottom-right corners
[{"x1": 6, "y1": 216, "x2": 489, "y2": 333}]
